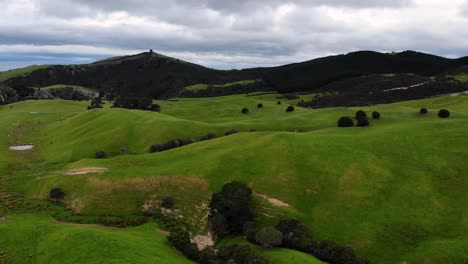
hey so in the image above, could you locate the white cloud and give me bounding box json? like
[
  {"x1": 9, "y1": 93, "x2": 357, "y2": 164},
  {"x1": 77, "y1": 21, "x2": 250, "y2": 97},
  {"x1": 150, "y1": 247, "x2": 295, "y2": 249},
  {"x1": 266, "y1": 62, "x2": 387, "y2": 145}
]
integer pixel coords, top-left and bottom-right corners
[{"x1": 0, "y1": 0, "x2": 467, "y2": 71}]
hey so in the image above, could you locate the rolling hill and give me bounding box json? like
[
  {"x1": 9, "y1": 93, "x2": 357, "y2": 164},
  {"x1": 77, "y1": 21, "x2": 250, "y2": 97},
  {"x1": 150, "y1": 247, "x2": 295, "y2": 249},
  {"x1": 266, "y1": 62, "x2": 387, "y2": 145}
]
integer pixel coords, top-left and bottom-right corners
[{"x1": 1, "y1": 92, "x2": 467, "y2": 263}]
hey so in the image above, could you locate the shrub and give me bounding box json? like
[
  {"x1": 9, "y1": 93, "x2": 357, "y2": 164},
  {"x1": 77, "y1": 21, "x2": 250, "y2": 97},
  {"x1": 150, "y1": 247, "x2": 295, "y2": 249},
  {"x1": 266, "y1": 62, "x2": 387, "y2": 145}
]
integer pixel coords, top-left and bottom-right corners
[
  {"x1": 224, "y1": 129, "x2": 239, "y2": 136},
  {"x1": 372, "y1": 111, "x2": 381, "y2": 120},
  {"x1": 120, "y1": 146, "x2": 128, "y2": 154},
  {"x1": 241, "y1": 107, "x2": 249, "y2": 114},
  {"x1": 438, "y1": 109, "x2": 450, "y2": 118},
  {"x1": 218, "y1": 244, "x2": 269, "y2": 264},
  {"x1": 178, "y1": 138, "x2": 195, "y2": 146},
  {"x1": 95, "y1": 150, "x2": 106, "y2": 159},
  {"x1": 200, "y1": 133, "x2": 217, "y2": 141},
  {"x1": 167, "y1": 226, "x2": 191, "y2": 250},
  {"x1": 257, "y1": 103, "x2": 263, "y2": 108},
  {"x1": 337, "y1": 117, "x2": 354, "y2": 127},
  {"x1": 419, "y1": 108, "x2": 428, "y2": 114},
  {"x1": 286, "y1": 106, "x2": 295, "y2": 112},
  {"x1": 255, "y1": 227, "x2": 283, "y2": 248},
  {"x1": 180, "y1": 243, "x2": 199, "y2": 261},
  {"x1": 355, "y1": 110, "x2": 367, "y2": 119},
  {"x1": 150, "y1": 144, "x2": 165, "y2": 153},
  {"x1": 161, "y1": 197, "x2": 174, "y2": 209},
  {"x1": 276, "y1": 219, "x2": 315, "y2": 251},
  {"x1": 277, "y1": 101, "x2": 282, "y2": 105},
  {"x1": 356, "y1": 116, "x2": 370, "y2": 127},
  {"x1": 49, "y1": 188, "x2": 65, "y2": 200}
]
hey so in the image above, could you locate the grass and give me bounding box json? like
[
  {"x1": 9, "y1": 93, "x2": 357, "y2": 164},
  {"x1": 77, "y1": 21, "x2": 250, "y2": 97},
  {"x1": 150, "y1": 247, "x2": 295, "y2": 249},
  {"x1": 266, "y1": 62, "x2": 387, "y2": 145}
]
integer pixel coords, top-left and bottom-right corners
[
  {"x1": 184, "y1": 80, "x2": 256, "y2": 91},
  {"x1": 1, "y1": 93, "x2": 468, "y2": 263},
  {"x1": 452, "y1": 74, "x2": 468, "y2": 83},
  {"x1": 0, "y1": 65, "x2": 48, "y2": 82},
  {"x1": 0, "y1": 214, "x2": 192, "y2": 264},
  {"x1": 39, "y1": 84, "x2": 96, "y2": 92}
]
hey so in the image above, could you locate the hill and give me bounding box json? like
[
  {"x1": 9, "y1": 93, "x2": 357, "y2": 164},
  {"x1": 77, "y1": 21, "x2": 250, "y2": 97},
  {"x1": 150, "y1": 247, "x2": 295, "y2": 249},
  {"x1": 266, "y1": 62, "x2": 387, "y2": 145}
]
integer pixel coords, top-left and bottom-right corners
[
  {"x1": 1, "y1": 93, "x2": 467, "y2": 263},
  {"x1": 2, "y1": 50, "x2": 468, "y2": 107}
]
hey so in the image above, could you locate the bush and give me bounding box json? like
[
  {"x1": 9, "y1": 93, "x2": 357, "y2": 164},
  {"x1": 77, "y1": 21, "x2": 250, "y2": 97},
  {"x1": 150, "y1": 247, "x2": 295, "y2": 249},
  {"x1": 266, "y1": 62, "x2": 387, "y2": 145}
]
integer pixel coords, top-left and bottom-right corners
[
  {"x1": 275, "y1": 219, "x2": 315, "y2": 251},
  {"x1": 167, "y1": 226, "x2": 191, "y2": 250},
  {"x1": 241, "y1": 107, "x2": 249, "y2": 114},
  {"x1": 161, "y1": 197, "x2": 174, "y2": 209},
  {"x1": 178, "y1": 138, "x2": 195, "y2": 146},
  {"x1": 257, "y1": 103, "x2": 263, "y2": 108},
  {"x1": 372, "y1": 111, "x2": 381, "y2": 120},
  {"x1": 356, "y1": 116, "x2": 370, "y2": 127},
  {"x1": 277, "y1": 101, "x2": 282, "y2": 105},
  {"x1": 224, "y1": 129, "x2": 239, "y2": 136},
  {"x1": 49, "y1": 188, "x2": 65, "y2": 200},
  {"x1": 419, "y1": 108, "x2": 428, "y2": 114},
  {"x1": 200, "y1": 133, "x2": 217, "y2": 141},
  {"x1": 438, "y1": 109, "x2": 450, "y2": 118},
  {"x1": 218, "y1": 244, "x2": 269, "y2": 264},
  {"x1": 286, "y1": 106, "x2": 295, "y2": 112},
  {"x1": 337, "y1": 117, "x2": 354, "y2": 127},
  {"x1": 255, "y1": 227, "x2": 283, "y2": 248},
  {"x1": 95, "y1": 150, "x2": 106, "y2": 159},
  {"x1": 355, "y1": 110, "x2": 367, "y2": 119},
  {"x1": 180, "y1": 243, "x2": 200, "y2": 261}
]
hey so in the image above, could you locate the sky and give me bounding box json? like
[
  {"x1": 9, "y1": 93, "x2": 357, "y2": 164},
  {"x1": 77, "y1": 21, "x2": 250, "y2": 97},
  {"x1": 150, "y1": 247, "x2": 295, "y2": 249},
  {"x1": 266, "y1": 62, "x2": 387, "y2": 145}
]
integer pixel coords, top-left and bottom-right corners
[{"x1": 0, "y1": 0, "x2": 468, "y2": 71}]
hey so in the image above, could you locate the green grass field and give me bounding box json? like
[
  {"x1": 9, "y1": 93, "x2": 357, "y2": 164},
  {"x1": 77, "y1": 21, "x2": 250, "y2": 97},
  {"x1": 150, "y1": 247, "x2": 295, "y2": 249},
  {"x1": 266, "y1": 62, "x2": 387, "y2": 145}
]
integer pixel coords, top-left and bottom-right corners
[
  {"x1": 1, "y1": 93, "x2": 467, "y2": 263},
  {"x1": 0, "y1": 65, "x2": 48, "y2": 82},
  {"x1": 184, "y1": 80, "x2": 256, "y2": 91},
  {"x1": 39, "y1": 84, "x2": 96, "y2": 92}
]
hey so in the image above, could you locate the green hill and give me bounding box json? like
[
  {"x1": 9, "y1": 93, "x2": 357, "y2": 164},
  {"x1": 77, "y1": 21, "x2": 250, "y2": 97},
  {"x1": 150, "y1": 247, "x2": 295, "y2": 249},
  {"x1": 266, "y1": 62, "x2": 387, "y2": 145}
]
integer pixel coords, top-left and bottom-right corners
[{"x1": 1, "y1": 93, "x2": 467, "y2": 263}]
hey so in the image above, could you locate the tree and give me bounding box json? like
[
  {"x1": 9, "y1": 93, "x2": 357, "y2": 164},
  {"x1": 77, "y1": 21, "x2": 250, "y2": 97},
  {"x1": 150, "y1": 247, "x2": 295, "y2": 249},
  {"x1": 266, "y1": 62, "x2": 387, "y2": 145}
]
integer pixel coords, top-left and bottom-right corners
[
  {"x1": 255, "y1": 227, "x2": 283, "y2": 248},
  {"x1": 209, "y1": 181, "x2": 253, "y2": 237},
  {"x1": 356, "y1": 116, "x2": 370, "y2": 127},
  {"x1": 372, "y1": 111, "x2": 381, "y2": 120},
  {"x1": 337, "y1": 117, "x2": 354, "y2": 127},
  {"x1": 355, "y1": 110, "x2": 367, "y2": 119},
  {"x1": 277, "y1": 101, "x2": 282, "y2": 105},
  {"x1": 286, "y1": 106, "x2": 295, "y2": 112},
  {"x1": 87, "y1": 96, "x2": 104, "y2": 110},
  {"x1": 241, "y1": 107, "x2": 249, "y2": 114},
  {"x1": 419, "y1": 108, "x2": 428, "y2": 114},
  {"x1": 161, "y1": 196, "x2": 174, "y2": 209},
  {"x1": 438, "y1": 109, "x2": 450, "y2": 118},
  {"x1": 95, "y1": 150, "x2": 106, "y2": 159},
  {"x1": 257, "y1": 103, "x2": 263, "y2": 108},
  {"x1": 49, "y1": 188, "x2": 65, "y2": 200}
]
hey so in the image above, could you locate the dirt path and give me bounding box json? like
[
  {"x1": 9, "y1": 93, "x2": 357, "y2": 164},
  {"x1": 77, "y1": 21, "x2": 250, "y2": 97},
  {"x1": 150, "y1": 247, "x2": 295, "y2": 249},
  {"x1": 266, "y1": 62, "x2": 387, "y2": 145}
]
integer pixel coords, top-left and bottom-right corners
[
  {"x1": 53, "y1": 221, "x2": 123, "y2": 230},
  {"x1": 63, "y1": 167, "x2": 108, "y2": 175},
  {"x1": 254, "y1": 192, "x2": 291, "y2": 208}
]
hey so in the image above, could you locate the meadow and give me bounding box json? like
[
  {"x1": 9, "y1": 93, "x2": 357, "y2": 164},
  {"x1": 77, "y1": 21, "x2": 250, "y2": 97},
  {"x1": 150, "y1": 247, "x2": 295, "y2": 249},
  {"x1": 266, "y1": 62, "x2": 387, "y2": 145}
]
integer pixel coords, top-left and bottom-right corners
[{"x1": 1, "y1": 93, "x2": 467, "y2": 263}]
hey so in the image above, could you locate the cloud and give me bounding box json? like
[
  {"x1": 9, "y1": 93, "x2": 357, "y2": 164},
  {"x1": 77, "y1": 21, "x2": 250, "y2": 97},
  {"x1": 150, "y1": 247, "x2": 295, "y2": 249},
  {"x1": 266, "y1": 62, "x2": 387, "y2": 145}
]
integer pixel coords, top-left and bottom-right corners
[{"x1": 0, "y1": 0, "x2": 467, "y2": 71}]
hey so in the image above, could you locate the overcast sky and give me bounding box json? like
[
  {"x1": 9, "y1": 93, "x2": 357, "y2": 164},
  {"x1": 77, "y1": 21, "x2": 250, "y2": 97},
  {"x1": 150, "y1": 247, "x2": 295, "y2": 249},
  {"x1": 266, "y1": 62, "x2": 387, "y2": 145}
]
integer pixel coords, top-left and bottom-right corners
[{"x1": 0, "y1": 0, "x2": 467, "y2": 71}]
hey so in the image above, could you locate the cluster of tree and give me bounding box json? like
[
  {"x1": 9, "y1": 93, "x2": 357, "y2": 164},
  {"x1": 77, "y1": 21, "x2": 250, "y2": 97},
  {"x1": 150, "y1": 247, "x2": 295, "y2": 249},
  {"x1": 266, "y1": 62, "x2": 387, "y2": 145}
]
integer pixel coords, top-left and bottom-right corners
[
  {"x1": 300, "y1": 76, "x2": 467, "y2": 108},
  {"x1": 274, "y1": 219, "x2": 370, "y2": 264},
  {"x1": 209, "y1": 181, "x2": 254, "y2": 240},
  {"x1": 338, "y1": 110, "x2": 380, "y2": 127},
  {"x1": 112, "y1": 96, "x2": 161, "y2": 112},
  {"x1": 165, "y1": 182, "x2": 269, "y2": 264},
  {"x1": 88, "y1": 96, "x2": 104, "y2": 110},
  {"x1": 419, "y1": 108, "x2": 451, "y2": 118},
  {"x1": 150, "y1": 138, "x2": 195, "y2": 153},
  {"x1": 49, "y1": 87, "x2": 94, "y2": 101}
]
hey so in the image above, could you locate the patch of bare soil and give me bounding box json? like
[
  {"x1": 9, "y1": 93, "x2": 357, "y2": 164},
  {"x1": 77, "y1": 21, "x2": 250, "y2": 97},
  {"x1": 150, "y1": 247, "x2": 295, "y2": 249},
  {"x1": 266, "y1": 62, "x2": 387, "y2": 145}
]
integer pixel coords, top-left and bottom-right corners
[
  {"x1": 54, "y1": 221, "x2": 122, "y2": 230},
  {"x1": 63, "y1": 167, "x2": 108, "y2": 175},
  {"x1": 192, "y1": 232, "x2": 215, "y2": 250},
  {"x1": 0, "y1": 217, "x2": 8, "y2": 222},
  {"x1": 254, "y1": 192, "x2": 291, "y2": 208}
]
